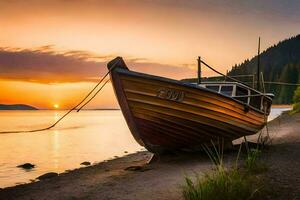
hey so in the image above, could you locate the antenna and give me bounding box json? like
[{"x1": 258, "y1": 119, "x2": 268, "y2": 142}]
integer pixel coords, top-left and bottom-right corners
[
  {"x1": 197, "y1": 56, "x2": 201, "y2": 84},
  {"x1": 257, "y1": 37, "x2": 261, "y2": 91}
]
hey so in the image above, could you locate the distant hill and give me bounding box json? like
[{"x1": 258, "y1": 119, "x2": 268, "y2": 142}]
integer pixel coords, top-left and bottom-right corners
[
  {"x1": 184, "y1": 35, "x2": 300, "y2": 104},
  {"x1": 0, "y1": 104, "x2": 38, "y2": 110},
  {"x1": 228, "y1": 35, "x2": 300, "y2": 104}
]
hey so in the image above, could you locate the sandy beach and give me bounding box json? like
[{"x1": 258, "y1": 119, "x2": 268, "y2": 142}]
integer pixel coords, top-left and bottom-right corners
[{"x1": 0, "y1": 112, "x2": 299, "y2": 200}]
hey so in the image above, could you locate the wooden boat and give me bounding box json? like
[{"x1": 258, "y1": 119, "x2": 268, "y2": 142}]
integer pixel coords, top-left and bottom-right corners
[{"x1": 107, "y1": 57, "x2": 273, "y2": 153}]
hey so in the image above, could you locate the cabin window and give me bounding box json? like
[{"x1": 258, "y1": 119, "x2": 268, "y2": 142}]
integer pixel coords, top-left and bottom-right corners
[
  {"x1": 235, "y1": 86, "x2": 249, "y2": 103},
  {"x1": 220, "y1": 86, "x2": 233, "y2": 96},
  {"x1": 206, "y1": 85, "x2": 219, "y2": 92},
  {"x1": 250, "y1": 91, "x2": 262, "y2": 110}
]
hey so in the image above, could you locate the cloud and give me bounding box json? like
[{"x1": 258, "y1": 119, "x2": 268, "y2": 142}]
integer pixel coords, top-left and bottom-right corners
[{"x1": 0, "y1": 46, "x2": 195, "y2": 83}]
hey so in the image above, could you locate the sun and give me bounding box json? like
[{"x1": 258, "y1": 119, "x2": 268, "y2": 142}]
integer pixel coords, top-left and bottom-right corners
[{"x1": 53, "y1": 104, "x2": 59, "y2": 109}]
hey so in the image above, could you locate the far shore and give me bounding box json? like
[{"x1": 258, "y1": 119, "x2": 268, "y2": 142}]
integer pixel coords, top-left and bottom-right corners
[
  {"x1": 0, "y1": 105, "x2": 291, "y2": 111},
  {"x1": 0, "y1": 108, "x2": 121, "y2": 111},
  {"x1": 271, "y1": 104, "x2": 293, "y2": 108},
  {"x1": 0, "y1": 112, "x2": 299, "y2": 200}
]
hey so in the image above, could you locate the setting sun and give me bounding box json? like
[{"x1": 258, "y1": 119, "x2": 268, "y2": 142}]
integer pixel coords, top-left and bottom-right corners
[{"x1": 53, "y1": 104, "x2": 59, "y2": 109}]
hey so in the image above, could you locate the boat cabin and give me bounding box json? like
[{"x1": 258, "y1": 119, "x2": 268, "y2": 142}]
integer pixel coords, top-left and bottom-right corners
[{"x1": 198, "y1": 82, "x2": 273, "y2": 114}]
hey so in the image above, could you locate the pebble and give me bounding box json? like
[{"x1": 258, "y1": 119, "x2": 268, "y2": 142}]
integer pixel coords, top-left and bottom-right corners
[
  {"x1": 80, "y1": 161, "x2": 91, "y2": 166},
  {"x1": 124, "y1": 165, "x2": 153, "y2": 172},
  {"x1": 124, "y1": 166, "x2": 143, "y2": 171},
  {"x1": 37, "y1": 172, "x2": 58, "y2": 180},
  {"x1": 17, "y1": 163, "x2": 35, "y2": 170}
]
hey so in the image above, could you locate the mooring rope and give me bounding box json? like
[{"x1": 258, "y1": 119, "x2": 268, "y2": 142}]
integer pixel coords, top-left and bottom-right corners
[
  {"x1": 200, "y1": 60, "x2": 246, "y2": 85},
  {"x1": 201, "y1": 59, "x2": 276, "y2": 146},
  {"x1": 0, "y1": 70, "x2": 112, "y2": 134},
  {"x1": 257, "y1": 72, "x2": 269, "y2": 145},
  {"x1": 200, "y1": 60, "x2": 274, "y2": 101},
  {"x1": 264, "y1": 81, "x2": 300, "y2": 86},
  {"x1": 239, "y1": 81, "x2": 300, "y2": 87},
  {"x1": 77, "y1": 79, "x2": 110, "y2": 112},
  {"x1": 1, "y1": 58, "x2": 296, "y2": 134},
  {"x1": 233, "y1": 94, "x2": 270, "y2": 98}
]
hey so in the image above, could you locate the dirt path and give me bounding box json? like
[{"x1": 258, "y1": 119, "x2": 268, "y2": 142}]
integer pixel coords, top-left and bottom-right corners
[
  {"x1": 263, "y1": 143, "x2": 300, "y2": 200},
  {"x1": 256, "y1": 112, "x2": 300, "y2": 200},
  {"x1": 1, "y1": 112, "x2": 299, "y2": 200}
]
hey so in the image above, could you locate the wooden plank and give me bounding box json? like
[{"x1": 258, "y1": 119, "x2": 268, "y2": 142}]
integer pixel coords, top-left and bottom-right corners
[
  {"x1": 133, "y1": 111, "x2": 234, "y2": 139},
  {"x1": 121, "y1": 77, "x2": 265, "y2": 120},
  {"x1": 120, "y1": 74, "x2": 266, "y2": 116},
  {"x1": 127, "y1": 94, "x2": 262, "y2": 131},
  {"x1": 129, "y1": 101, "x2": 258, "y2": 136},
  {"x1": 125, "y1": 90, "x2": 264, "y2": 126},
  {"x1": 108, "y1": 62, "x2": 268, "y2": 153}
]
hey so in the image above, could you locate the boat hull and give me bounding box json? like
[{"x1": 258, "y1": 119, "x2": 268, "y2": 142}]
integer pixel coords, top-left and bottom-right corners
[{"x1": 108, "y1": 58, "x2": 268, "y2": 153}]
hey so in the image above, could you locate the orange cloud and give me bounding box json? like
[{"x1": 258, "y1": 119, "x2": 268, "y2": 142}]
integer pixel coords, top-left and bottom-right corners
[{"x1": 0, "y1": 46, "x2": 196, "y2": 84}]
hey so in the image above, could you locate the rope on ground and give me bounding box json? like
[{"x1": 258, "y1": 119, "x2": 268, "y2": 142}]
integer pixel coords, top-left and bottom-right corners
[{"x1": 0, "y1": 70, "x2": 112, "y2": 134}]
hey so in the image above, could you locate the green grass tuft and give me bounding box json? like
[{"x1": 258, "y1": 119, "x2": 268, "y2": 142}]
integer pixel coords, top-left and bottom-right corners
[
  {"x1": 245, "y1": 149, "x2": 260, "y2": 171},
  {"x1": 182, "y1": 168, "x2": 262, "y2": 200},
  {"x1": 245, "y1": 149, "x2": 268, "y2": 173},
  {"x1": 290, "y1": 102, "x2": 300, "y2": 114},
  {"x1": 182, "y1": 141, "x2": 268, "y2": 200}
]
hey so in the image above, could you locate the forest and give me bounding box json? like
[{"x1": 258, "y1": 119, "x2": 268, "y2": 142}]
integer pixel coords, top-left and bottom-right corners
[
  {"x1": 228, "y1": 35, "x2": 300, "y2": 104},
  {"x1": 184, "y1": 35, "x2": 300, "y2": 104}
]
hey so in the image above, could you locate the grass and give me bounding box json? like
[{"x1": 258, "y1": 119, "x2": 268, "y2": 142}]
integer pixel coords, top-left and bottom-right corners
[
  {"x1": 245, "y1": 149, "x2": 261, "y2": 171},
  {"x1": 290, "y1": 86, "x2": 300, "y2": 114},
  {"x1": 183, "y1": 167, "x2": 262, "y2": 200},
  {"x1": 182, "y1": 141, "x2": 268, "y2": 200},
  {"x1": 290, "y1": 102, "x2": 300, "y2": 114},
  {"x1": 244, "y1": 149, "x2": 268, "y2": 174}
]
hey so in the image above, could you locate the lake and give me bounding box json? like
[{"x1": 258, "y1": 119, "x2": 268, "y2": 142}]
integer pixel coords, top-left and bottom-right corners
[{"x1": 0, "y1": 107, "x2": 291, "y2": 188}]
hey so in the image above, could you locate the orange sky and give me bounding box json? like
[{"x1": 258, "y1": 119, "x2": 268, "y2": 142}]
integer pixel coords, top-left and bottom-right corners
[{"x1": 0, "y1": 0, "x2": 299, "y2": 109}]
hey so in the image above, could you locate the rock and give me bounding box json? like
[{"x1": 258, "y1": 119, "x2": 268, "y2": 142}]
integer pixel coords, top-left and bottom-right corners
[
  {"x1": 80, "y1": 161, "x2": 91, "y2": 166},
  {"x1": 16, "y1": 182, "x2": 26, "y2": 185},
  {"x1": 37, "y1": 172, "x2": 58, "y2": 180},
  {"x1": 124, "y1": 166, "x2": 143, "y2": 171},
  {"x1": 17, "y1": 163, "x2": 35, "y2": 170},
  {"x1": 124, "y1": 165, "x2": 153, "y2": 172},
  {"x1": 124, "y1": 151, "x2": 128, "y2": 153}
]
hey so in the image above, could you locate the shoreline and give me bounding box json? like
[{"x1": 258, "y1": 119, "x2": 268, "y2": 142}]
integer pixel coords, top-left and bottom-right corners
[
  {"x1": 271, "y1": 104, "x2": 293, "y2": 108},
  {"x1": 1, "y1": 112, "x2": 300, "y2": 199}
]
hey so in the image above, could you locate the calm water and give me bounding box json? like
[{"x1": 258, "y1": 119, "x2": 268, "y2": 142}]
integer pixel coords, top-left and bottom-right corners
[
  {"x1": 0, "y1": 110, "x2": 142, "y2": 188},
  {"x1": 0, "y1": 108, "x2": 290, "y2": 188}
]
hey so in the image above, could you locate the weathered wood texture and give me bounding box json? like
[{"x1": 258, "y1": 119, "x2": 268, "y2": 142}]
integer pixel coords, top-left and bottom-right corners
[{"x1": 108, "y1": 58, "x2": 269, "y2": 153}]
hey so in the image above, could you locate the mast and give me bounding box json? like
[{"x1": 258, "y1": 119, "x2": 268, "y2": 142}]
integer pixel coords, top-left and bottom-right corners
[
  {"x1": 197, "y1": 56, "x2": 201, "y2": 84},
  {"x1": 256, "y1": 37, "x2": 261, "y2": 91}
]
